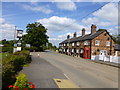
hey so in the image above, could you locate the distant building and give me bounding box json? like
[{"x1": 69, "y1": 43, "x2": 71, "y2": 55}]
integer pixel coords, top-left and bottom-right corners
[{"x1": 59, "y1": 24, "x2": 115, "y2": 59}]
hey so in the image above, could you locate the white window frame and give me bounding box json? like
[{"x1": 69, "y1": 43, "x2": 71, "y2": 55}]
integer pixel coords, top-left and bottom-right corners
[
  {"x1": 95, "y1": 40, "x2": 100, "y2": 46},
  {"x1": 67, "y1": 43, "x2": 69, "y2": 46},
  {"x1": 100, "y1": 50, "x2": 107, "y2": 55},
  {"x1": 84, "y1": 41, "x2": 88, "y2": 45},
  {"x1": 76, "y1": 49, "x2": 79, "y2": 53},
  {"x1": 72, "y1": 49, "x2": 74, "y2": 52},
  {"x1": 76, "y1": 42, "x2": 80, "y2": 46},
  {"x1": 106, "y1": 41, "x2": 110, "y2": 46},
  {"x1": 67, "y1": 49, "x2": 69, "y2": 52},
  {"x1": 72, "y1": 43, "x2": 74, "y2": 46}
]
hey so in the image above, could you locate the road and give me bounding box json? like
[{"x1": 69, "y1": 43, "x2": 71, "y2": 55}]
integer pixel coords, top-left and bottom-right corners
[{"x1": 22, "y1": 51, "x2": 118, "y2": 88}]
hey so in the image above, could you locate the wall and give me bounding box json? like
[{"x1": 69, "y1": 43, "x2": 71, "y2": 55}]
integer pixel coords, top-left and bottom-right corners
[
  {"x1": 91, "y1": 31, "x2": 115, "y2": 56},
  {"x1": 91, "y1": 55, "x2": 120, "y2": 63}
]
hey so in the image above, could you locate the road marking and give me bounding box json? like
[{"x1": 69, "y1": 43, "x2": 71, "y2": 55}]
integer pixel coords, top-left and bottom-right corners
[
  {"x1": 64, "y1": 73, "x2": 70, "y2": 80},
  {"x1": 53, "y1": 78, "x2": 79, "y2": 88}
]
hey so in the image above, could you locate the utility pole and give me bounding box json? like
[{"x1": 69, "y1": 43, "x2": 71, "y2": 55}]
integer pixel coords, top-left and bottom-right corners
[
  {"x1": 13, "y1": 26, "x2": 17, "y2": 53},
  {"x1": 14, "y1": 26, "x2": 17, "y2": 43}
]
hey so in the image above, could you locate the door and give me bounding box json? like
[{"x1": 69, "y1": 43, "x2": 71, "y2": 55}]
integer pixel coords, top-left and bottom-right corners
[{"x1": 83, "y1": 47, "x2": 90, "y2": 59}]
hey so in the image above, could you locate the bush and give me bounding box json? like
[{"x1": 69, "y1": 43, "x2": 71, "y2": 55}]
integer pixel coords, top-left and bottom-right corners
[
  {"x1": 2, "y1": 46, "x2": 13, "y2": 53},
  {"x1": 2, "y1": 50, "x2": 31, "y2": 89},
  {"x1": 13, "y1": 73, "x2": 28, "y2": 89},
  {"x1": 12, "y1": 55, "x2": 25, "y2": 72}
]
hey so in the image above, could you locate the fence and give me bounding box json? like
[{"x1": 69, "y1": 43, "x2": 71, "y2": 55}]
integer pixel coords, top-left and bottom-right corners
[{"x1": 91, "y1": 55, "x2": 120, "y2": 63}]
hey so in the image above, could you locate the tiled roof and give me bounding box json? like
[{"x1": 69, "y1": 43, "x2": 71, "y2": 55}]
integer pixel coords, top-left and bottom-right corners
[{"x1": 60, "y1": 30, "x2": 105, "y2": 44}]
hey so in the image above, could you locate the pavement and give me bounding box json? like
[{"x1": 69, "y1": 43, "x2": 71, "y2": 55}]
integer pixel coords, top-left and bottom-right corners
[
  {"x1": 21, "y1": 51, "x2": 119, "y2": 88},
  {"x1": 73, "y1": 56, "x2": 120, "y2": 68}
]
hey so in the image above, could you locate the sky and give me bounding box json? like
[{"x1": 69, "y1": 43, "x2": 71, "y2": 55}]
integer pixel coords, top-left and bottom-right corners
[{"x1": 0, "y1": 1, "x2": 119, "y2": 47}]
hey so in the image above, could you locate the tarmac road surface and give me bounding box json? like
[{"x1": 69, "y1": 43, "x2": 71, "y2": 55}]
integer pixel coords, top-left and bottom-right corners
[{"x1": 21, "y1": 51, "x2": 118, "y2": 88}]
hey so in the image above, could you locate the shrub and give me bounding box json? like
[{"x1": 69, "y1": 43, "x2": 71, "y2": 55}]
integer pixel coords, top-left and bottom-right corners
[
  {"x1": 2, "y1": 50, "x2": 31, "y2": 89},
  {"x1": 2, "y1": 46, "x2": 13, "y2": 53},
  {"x1": 12, "y1": 55, "x2": 25, "y2": 72},
  {"x1": 13, "y1": 73, "x2": 28, "y2": 89}
]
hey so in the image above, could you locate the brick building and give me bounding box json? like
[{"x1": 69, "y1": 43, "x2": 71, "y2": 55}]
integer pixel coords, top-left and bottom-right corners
[{"x1": 59, "y1": 24, "x2": 115, "y2": 59}]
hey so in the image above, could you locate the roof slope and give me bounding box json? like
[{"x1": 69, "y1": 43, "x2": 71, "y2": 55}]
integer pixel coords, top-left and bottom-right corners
[{"x1": 60, "y1": 30, "x2": 105, "y2": 44}]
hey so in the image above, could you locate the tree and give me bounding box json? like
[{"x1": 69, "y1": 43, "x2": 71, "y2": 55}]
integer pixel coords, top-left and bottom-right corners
[{"x1": 23, "y1": 22, "x2": 49, "y2": 51}]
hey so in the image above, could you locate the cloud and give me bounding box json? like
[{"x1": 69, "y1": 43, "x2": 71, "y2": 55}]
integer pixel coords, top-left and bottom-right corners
[
  {"x1": 37, "y1": 16, "x2": 92, "y2": 46},
  {"x1": 55, "y1": 0, "x2": 77, "y2": 11},
  {"x1": 93, "y1": 3, "x2": 118, "y2": 25},
  {"x1": 81, "y1": 2, "x2": 118, "y2": 30},
  {"x1": 0, "y1": 18, "x2": 15, "y2": 40},
  {"x1": 37, "y1": 16, "x2": 88, "y2": 35},
  {"x1": 22, "y1": 4, "x2": 53, "y2": 14},
  {"x1": 82, "y1": 17, "x2": 113, "y2": 27}
]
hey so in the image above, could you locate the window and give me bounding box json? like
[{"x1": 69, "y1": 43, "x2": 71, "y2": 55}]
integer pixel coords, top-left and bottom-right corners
[
  {"x1": 76, "y1": 42, "x2": 80, "y2": 46},
  {"x1": 80, "y1": 49, "x2": 84, "y2": 53},
  {"x1": 95, "y1": 40, "x2": 100, "y2": 46},
  {"x1": 100, "y1": 50, "x2": 107, "y2": 55},
  {"x1": 67, "y1": 43, "x2": 69, "y2": 46},
  {"x1": 106, "y1": 41, "x2": 110, "y2": 46},
  {"x1": 104, "y1": 33, "x2": 107, "y2": 36},
  {"x1": 72, "y1": 43, "x2": 74, "y2": 46},
  {"x1": 84, "y1": 41, "x2": 88, "y2": 45},
  {"x1": 67, "y1": 49, "x2": 69, "y2": 52},
  {"x1": 64, "y1": 43, "x2": 66, "y2": 46},
  {"x1": 76, "y1": 49, "x2": 79, "y2": 53},
  {"x1": 72, "y1": 49, "x2": 74, "y2": 52}
]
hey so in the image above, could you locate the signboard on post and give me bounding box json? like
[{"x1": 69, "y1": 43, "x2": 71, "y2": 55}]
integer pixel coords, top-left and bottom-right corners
[
  {"x1": 17, "y1": 30, "x2": 23, "y2": 38},
  {"x1": 17, "y1": 47, "x2": 21, "y2": 51}
]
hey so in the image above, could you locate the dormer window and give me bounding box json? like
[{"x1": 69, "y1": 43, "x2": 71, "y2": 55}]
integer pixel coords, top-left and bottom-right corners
[
  {"x1": 84, "y1": 41, "x2": 88, "y2": 45},
  {"x1": 106, "y1": 41, "x2": 110, "y2": 46},
  {"x1": 95, "y1": 40, "x2": 100, "y2": 46}
]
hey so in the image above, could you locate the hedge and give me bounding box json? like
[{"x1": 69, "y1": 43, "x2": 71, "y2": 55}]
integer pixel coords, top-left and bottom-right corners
[{"x1": 2, "y1": 50, "x2": 31, "y2": 89}]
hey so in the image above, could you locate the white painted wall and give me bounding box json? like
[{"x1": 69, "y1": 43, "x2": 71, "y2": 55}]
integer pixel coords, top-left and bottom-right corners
[{"x1": 91, "y1": 55, "x2": 120, "y2": 63}]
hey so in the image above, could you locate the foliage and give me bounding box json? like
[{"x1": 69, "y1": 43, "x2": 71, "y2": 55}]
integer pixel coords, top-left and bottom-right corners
[
  {"x1": 23, "y1": 22, "x2": 49, "y2": 51},
  {"x1": 2, "y1": 50, "x2": 31, "y2": 89},
  {"x1": 47, "y1": 42, "x2": 58, "y2": 51},
  {"x1": 2, "y1": 46, "x2": 13, "y2": 53},
  {"x1": 13, "y1": 73, "x2": 28, "y2": 89}
]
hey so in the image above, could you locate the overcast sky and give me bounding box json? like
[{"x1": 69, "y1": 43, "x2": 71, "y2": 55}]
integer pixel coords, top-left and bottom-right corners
[{"x1": 1, "y1": 0, "x2": 119, "y2": 47}]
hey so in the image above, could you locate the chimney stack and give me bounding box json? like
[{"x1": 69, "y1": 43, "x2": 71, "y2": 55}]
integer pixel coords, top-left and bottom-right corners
[
  {"x1": 73, "y1": 32, "x2": 77, "y2": 38},
  {"x1": 91, "y1": 24, "x2": 97, "y2": 34},
  {"x1": 67, "y1": 35, "x2": 70, "y2": 39},
  {"x1": 82, "y1": 28, "x2": 85, "y2": 36}
]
